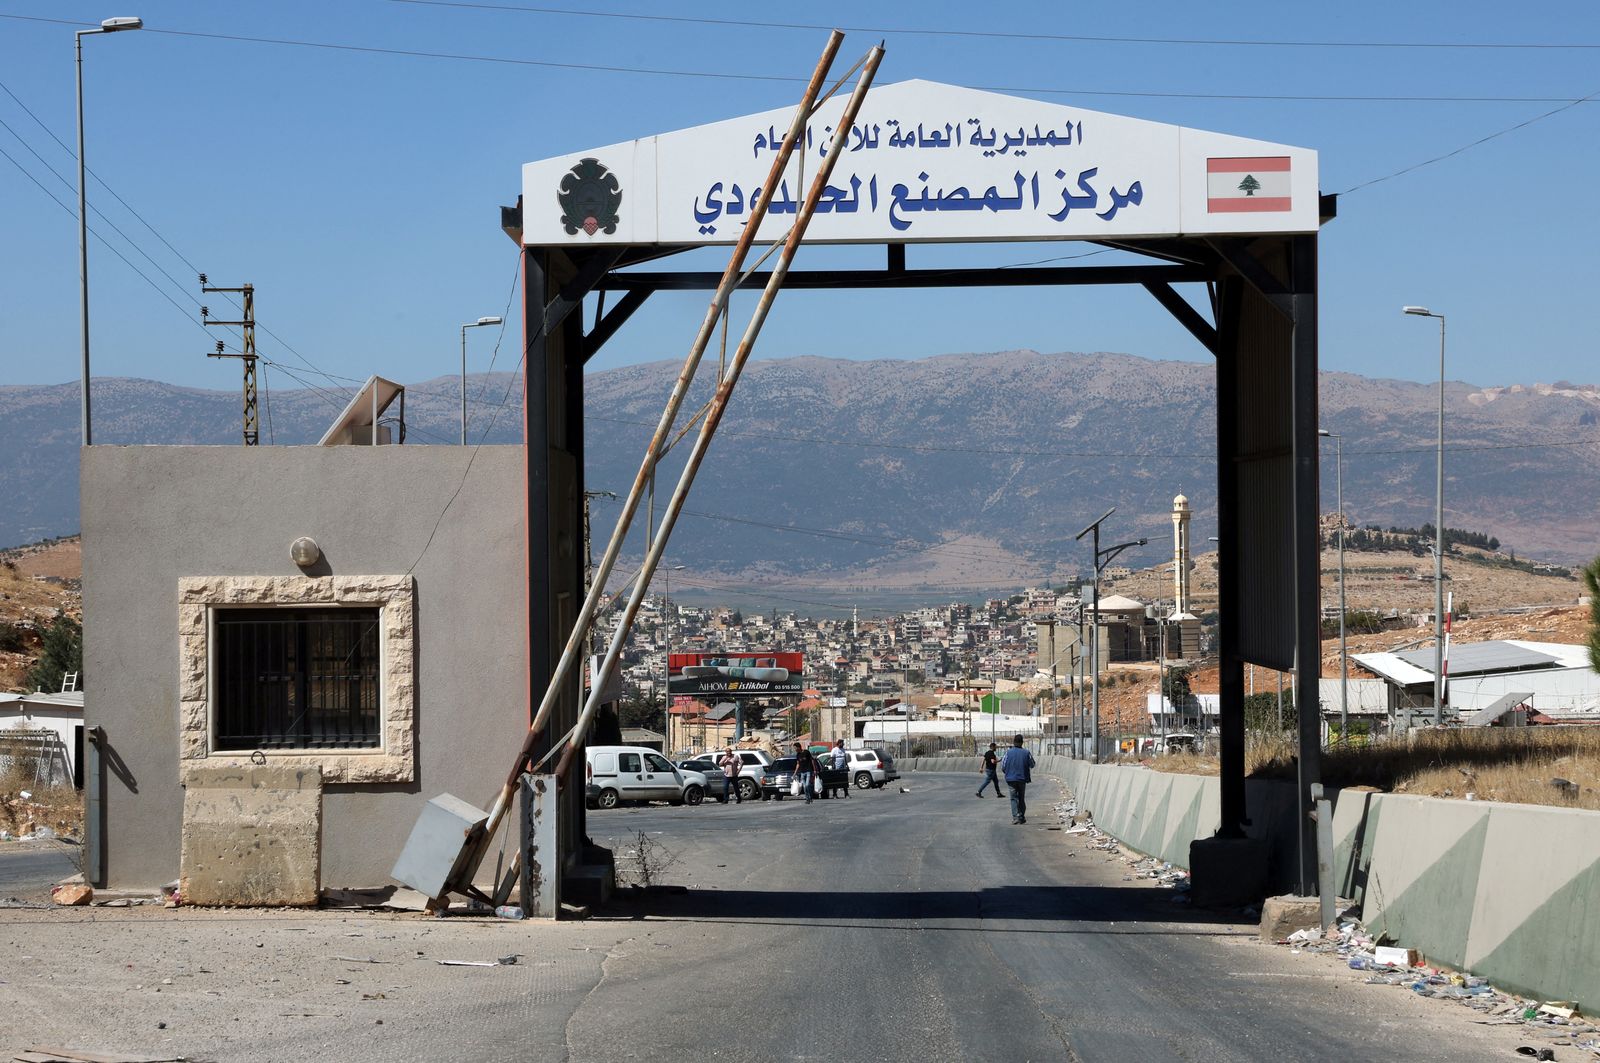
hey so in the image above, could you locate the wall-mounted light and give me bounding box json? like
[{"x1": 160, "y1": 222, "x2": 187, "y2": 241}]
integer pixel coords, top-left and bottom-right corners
[{"x1": 290, "y1": 537, "x2": 321, "y2": 567}]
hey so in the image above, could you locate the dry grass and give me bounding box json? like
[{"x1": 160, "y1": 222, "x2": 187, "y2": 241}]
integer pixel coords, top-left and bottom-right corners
[
  {"x1": 0, "y1": 767, "x2": 84, "y2": 838},
  {"x1": 1150, "y1": 728, "x2": 1600, "y2": 812}
]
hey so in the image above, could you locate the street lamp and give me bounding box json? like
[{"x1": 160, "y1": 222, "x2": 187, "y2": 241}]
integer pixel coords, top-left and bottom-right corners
[
  {"x1": 77, "y1": 15, "x2": 143, "y2": 446},
  {"x1": 1319, "y1": 428, "x2": 1349, "y2": 746},
  {"x1": 1404, "y1": 305, "x2": 1447, "y2": 727},
  {"x1": 1075, "y1": 508, "x2": 1147, "y2": 764},
  {"x1": 459, "y1": 316, "x2": 503, "y2": 444}
]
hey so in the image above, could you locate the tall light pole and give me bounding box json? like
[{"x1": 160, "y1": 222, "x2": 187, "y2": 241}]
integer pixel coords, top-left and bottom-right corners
[
  {"x1": 1319, "y1": 428, "x2": 1348, "y2": 744},
  {"x1": 1075, "y1": 508, "x2": 1147, "y2": 764},
  {"x1": 459, "y1": 316, "x2": 503, "y2": 444},
  {"x1": 1404, "y1": 305, "x2": 1447, "y2": 726},
  {"x1": 76, "y1": 15, "x2": 143, "y2": 446}
]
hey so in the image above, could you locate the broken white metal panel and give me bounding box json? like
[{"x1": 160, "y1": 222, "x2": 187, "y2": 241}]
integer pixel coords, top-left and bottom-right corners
[
  {"x1": 318, "y1": 374, "x2": 405, "y2": 446},
  {"x1": 391, "y1": 793, "x2": 488, "y2": 901},
  {"x1": 522, "y1": 79, "x2": 1321, "y2": 249},
  {"x1": 1462, "y1": 691, "x2": 1535, "y2": 728}
]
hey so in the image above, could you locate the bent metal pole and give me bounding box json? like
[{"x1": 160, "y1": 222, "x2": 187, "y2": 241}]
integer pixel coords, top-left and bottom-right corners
[
  {"x1": 472, "y1": 33, "x2": 843, "y2": 833},
  {"x1": 553, "y1": 43, "x2": 886, "y2": 784}
]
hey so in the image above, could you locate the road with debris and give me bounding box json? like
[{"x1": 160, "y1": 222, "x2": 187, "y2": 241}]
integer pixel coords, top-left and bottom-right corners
[{"x1": 0, "y1": 774, "x2": 1537, "y2": 1061}]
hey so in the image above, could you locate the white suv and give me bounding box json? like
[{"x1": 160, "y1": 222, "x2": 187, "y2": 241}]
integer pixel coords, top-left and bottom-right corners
[
  {"x1": 843, "y1": 748, "x2": 899, "y2": 790},
  {"x1": 687, "y1": 748, "x2": 773, "y2": 803},
  {"x1": 586, "y1": 746, "x2": 708, "y2": 809}
]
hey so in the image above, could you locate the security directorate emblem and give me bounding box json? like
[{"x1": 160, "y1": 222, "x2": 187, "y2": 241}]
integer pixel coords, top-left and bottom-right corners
[{"x1": 557, "y1": 157, "x2": 622, "y2": 236}]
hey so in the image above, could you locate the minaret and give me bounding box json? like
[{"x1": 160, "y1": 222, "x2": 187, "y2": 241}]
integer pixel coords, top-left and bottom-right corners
[{"x1": 1171, "y1": 493, "x2": 1192, "y2": 614}]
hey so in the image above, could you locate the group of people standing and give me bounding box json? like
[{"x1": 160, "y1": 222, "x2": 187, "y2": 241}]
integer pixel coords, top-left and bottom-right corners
[
  {"x1": 977, "y1": 735, "x2": 1035, "y2": 824},
  {"x1": 716, "y1": 739, "x2": 851, "y2": 806},
  {"x1": 788, "y1": 739, "x2": 849, "y2": 804}
]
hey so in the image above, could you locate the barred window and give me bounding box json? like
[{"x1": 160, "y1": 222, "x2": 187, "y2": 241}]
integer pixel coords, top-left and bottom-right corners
[{"x1": 214, "y1": 608, "x2": 381, "y2": 750}]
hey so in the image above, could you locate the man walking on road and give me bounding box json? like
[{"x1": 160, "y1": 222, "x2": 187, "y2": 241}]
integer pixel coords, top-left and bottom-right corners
[
  {"x1": 793, "y1": 742, "x2": 818, "y2": 805},
  {"x1": 831, "y1": 739, "x2": 850, "y2": 797},
  {"x1": 976, "y1": 742, "x2": 1003, "y2": 798},
  {"x1": 718, "y1": 747, "x2": 743, "y2": 804},
  {"x1": 1000, "y1": 734, "x2": 1035, "y2": 824}
]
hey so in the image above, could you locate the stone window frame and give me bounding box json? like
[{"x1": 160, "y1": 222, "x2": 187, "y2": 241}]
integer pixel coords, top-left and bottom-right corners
[{"x1": 179, "y1": 575, "x2": 415, "y2": 783}]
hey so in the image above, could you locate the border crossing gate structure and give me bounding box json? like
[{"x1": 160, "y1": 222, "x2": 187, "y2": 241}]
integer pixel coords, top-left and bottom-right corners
[{"x1": 505, "y1": 75, "x2": 1331, "y2": 904}]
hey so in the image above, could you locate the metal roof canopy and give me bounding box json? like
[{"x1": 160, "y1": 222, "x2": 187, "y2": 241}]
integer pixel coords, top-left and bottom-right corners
[
  {"x1": 1396, "y1": 640, "x2": 1560, "y2": 679},
  {"x1": 508, "y1": 77, "x2": 1331, "y2": 897}
]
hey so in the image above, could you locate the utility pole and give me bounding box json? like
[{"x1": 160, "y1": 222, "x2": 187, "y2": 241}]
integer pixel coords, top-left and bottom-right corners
[{"x1": 200, "y1": 276, "x2": 259, "y2": 446}]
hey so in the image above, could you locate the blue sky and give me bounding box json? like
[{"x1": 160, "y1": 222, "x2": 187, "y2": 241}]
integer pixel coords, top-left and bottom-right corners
[{"x1": 1, "y1": 0, "x2": 1597, "y2": 394}]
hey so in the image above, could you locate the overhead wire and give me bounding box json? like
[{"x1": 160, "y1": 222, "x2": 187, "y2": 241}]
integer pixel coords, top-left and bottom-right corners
[
  {"x1": 0, "y1": 76, "x2": 356, "y2": 395},
  {"x1": 381, "y1": 1, "x2": 1600, "y2": 52},
  {"x1": 1339, "y1": 86, "x2": 1600, "y2": 194},
  {"x1": 1, "y1": 14, "x2": 1594, "y2": 104}
]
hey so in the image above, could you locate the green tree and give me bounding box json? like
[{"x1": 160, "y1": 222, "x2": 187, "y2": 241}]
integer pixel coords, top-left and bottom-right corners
[
  {"x1": 1243, "y1": 688, "x2": 1296, "y2": 732},
  {"x1": 1237, "y1": 174, "x2": 1262, "y2": 196},
  {"x1": 1584, "y1": 556, "x2": 1600, "y2": 674},
  {"x1": 26, "y1": 613, "x2": 81, "y2": 693},
  {"x1": 1161, "y1": 666, "x2": 1192, "y2": 706}
]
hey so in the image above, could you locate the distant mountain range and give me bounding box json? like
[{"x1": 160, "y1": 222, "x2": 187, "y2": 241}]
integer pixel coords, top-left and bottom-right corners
[{"x1": 3, "y1": 352, "x2": 1598, "y2": 598}]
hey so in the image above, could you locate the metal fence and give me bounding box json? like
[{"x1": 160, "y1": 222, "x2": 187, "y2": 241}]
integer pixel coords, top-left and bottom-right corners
[{"x1": 0, "y1": 729, "x2": 71, "y2": 788}]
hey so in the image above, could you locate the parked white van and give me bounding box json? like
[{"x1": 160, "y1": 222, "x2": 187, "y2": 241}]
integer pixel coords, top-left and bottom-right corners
[{"x1": 586, "y1": 745, "x2": 707, "y2": 809}]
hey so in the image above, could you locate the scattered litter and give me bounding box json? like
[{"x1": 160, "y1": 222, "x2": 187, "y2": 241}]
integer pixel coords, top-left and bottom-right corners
[
  {"x1": 437, "y1": 955, "x2": 519, "y2": 967},
  {"x1": 361, "y1": 992, "x2": 387, "y2": 1001},
  {"x1": 1515, "y1": 1048, "x2": 1556, "y2": 1061},
  {"x1": 493, "y1": 905, "x2": 524, "y2": 920},
  {"x1": 1373, "y1": 946, "x2": 1419, "y2": 967},
  {"x1": 332, "y1": 956, "x2": 385, "y2": 965},
  {"x1": 1286, "y1": 928, "x2": 1321, "y2": 945},
  {"x1": 1540, "y1": 1002, "x2": 1580, "y2": 1020}
]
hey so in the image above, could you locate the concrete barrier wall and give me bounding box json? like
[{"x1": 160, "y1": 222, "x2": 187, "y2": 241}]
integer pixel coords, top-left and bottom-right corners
[
  {"x1": 907, "y1": 758, "x2": 1600, "y2": 1005},
  {"x1": 1329, "y1": 791, "x2": 1600, "y2": 1007}
]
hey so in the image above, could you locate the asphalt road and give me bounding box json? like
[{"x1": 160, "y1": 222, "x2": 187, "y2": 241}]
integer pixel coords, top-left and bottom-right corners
[
  {"x1": 0, "y1": 775, "x2": 1534, "y2": 1062},
  {"x1": 574, "y1": 773, "x2": 1522, "y2": 1063},
  {"x1": 0, "y1": 841, "x2": 77, "y2": 902}
]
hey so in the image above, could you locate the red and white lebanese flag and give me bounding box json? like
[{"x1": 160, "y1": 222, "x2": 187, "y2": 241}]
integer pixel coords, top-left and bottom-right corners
[{"x1": 1207, "y1": 157, "x2": 1291, "y2": 213}]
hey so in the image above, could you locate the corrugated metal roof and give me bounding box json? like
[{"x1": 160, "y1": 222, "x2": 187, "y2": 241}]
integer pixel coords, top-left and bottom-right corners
[{"x1": 1395, "y1": 640, "x2": 1559, "y2": 677}]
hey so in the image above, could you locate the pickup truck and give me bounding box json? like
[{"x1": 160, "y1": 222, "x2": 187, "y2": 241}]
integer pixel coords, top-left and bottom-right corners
[{"x1": 759, "y1": 756, "x2": 851, "y2": 800}]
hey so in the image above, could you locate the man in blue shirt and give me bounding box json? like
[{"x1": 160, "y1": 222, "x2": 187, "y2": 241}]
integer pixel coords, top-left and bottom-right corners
[{"x1": 999, "y1": 734, "x2": 1035, "y2": 825}]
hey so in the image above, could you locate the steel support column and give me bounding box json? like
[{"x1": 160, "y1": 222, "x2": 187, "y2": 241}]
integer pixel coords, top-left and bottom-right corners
[
  {"x1": 1289, "y1": 233, "x2": 1323, "y2": 890},
  {"x1": 522, "y1": 247, "x2": 602, "y2": 903},
  {"x1": 1214, "y1": 275, "x2": 1247, "y2": 838}
]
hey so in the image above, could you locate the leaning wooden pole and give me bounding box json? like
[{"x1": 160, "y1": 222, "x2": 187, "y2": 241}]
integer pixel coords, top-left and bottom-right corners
[
  {"x1": 552, "y1": 42, "x2": 886, "y2": 784},
  {"x1": 450, "y1": 31, "x2": 849, "y2": 894}
]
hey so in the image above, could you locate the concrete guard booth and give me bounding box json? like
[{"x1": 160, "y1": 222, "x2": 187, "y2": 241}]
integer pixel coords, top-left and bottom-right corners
[{"x1": 84, "y1": 77, "x2": 1329, "y2": 906}]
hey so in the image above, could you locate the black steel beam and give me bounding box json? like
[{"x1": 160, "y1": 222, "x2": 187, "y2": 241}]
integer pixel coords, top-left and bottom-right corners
[
  {"x1": 583, "y1": 288, "x2": 651, "y2": 364},
  {"x1": 1290, "y1": 232, "x2": 1323, "y2": 891},
  {"x1": 1210, "y1": 238, "x2": 1293, "y2": 319},
  {"x1": 1214, "y1": 275, "x2": 1247, "y2": 839},
  {"x1": 1144, "y1": 281, "x2": 1220, "y2": 357},
  {"x1": 596, "y1": 263, "x2": 1212, "y2": 292}
]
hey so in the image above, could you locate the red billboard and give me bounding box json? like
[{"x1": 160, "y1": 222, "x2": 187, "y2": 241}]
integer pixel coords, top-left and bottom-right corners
[{"x1": 668, "y1": 652, "x2": 806, "y2": 697}]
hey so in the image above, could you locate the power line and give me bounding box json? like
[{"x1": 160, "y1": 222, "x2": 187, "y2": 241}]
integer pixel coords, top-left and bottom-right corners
[
  {"x1": 0, "y1": 141, "x2": 227, "y2": 345},
  {"x1": 0, "y1": 110, "x2": 233, "y2": 345},
  {"x1": 2, "y1": 14, "x2": 1594, "y2": 104},
  {"x1": 1340, "y1": 87, "x2": 1600, "y2": 194},
  {"x1": 0, "y1": 75, "x2": 356, "y2": 397},
  {"x1": 384, "y1": 0, "x2": 1600, "y2": 52}
]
